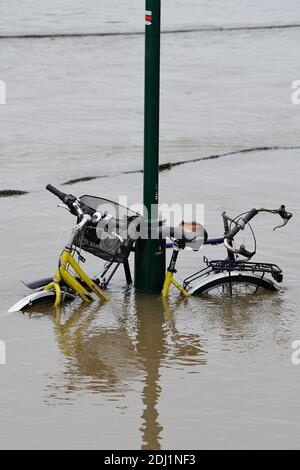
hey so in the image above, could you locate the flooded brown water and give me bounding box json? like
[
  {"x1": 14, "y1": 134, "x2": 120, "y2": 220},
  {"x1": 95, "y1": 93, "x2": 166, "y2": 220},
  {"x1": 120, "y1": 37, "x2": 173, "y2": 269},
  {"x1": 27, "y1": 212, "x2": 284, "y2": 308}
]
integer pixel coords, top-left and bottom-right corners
[{"x1": 1, "y1": 1, "x2": 300, "y2": 449}]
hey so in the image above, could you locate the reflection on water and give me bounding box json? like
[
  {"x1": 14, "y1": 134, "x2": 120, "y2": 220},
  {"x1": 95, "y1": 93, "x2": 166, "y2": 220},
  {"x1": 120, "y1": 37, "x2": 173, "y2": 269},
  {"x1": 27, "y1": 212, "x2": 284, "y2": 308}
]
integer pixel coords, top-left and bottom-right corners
[
  {"x1": 36, "y1": 287, "x2": 288, "y2": 449},
  {"x1": 40, "y1": 291, "x2": 207, "y2": 449},
  {"x1": 196, "y1": 291, "x2": 286, "y2": 344},
  {"x1": 135, "y1": 295, "x2": 165, "y2": 450},
  {"x1": 19, "y1": 285, "x2": 293, "y2": 449}
]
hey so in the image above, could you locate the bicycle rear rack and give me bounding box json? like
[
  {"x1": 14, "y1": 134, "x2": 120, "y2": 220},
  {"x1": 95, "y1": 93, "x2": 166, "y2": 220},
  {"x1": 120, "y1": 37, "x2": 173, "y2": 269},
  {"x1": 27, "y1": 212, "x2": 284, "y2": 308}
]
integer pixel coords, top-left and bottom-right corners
[{"x1": 184, "y1": 258, "x2": 283, "y2": 286}]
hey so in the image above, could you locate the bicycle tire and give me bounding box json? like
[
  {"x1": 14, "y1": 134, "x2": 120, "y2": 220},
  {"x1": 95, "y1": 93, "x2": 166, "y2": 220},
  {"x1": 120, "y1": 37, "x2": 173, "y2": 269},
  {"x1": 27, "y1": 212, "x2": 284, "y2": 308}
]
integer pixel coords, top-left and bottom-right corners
[
  {"x1": 191, "y1": 273, "x2": 277, "y2": 296},
  {"x1": 8, "y1": 290, "x2": 75, "y2": 313}
]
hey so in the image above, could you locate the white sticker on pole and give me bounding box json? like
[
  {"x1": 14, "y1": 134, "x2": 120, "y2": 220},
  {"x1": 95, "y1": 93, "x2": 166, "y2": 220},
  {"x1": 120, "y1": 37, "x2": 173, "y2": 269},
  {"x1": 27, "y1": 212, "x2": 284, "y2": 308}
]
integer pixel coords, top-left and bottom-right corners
[{"x1": 145, "y1": 10, "x2": 152, "y2": 26}]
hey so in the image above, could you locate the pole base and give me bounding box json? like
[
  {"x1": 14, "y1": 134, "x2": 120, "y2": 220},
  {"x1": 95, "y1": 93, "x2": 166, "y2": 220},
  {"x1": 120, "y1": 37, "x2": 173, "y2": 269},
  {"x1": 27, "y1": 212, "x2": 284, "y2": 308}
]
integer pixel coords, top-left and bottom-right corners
[{"x1": 134, "y1": 238, "x2": 166, "y2": 294}]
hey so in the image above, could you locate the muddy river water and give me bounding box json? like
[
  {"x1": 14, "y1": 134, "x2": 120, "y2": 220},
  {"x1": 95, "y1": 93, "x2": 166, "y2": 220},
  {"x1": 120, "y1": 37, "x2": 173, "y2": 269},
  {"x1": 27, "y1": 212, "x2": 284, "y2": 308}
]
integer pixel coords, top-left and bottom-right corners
[{"x1": 0, "y1": 0, "x2": 300, "y2": 449}]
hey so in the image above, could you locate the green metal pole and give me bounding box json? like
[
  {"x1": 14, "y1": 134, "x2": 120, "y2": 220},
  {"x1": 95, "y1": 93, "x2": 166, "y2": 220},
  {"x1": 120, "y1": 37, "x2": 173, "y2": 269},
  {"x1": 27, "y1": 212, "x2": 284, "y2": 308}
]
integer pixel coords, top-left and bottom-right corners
[{"x1": 134, "y1": 0, "x2": 166, "y2": 293}]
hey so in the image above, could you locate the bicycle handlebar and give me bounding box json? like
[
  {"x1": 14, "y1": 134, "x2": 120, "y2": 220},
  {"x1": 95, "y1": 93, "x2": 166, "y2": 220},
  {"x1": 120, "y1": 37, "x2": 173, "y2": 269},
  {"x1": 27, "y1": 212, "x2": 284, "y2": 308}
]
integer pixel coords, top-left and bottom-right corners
[
  {"x1": 46, "y1": 184, "x2": 69, "y2": 203},
  {"x1": 46, "y1": 183, "x2": 107, "y2": 222},
  {"x1": 223, "y1": 205, "x2": 293, "y2": 259},
  {"x1": 46, "y1": 183, "x2": 82, "y2": 216},
  {"x1": 225, "y1": 206, "x2": 292, "y2": 241}
]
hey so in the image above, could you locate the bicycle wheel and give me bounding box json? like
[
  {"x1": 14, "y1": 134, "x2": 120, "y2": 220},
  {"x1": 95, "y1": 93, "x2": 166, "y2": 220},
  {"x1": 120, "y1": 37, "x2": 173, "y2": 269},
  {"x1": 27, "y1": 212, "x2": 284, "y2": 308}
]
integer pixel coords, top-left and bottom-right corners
[
  {"x1": 191, "y1": 273, "x2": 277, "y2": 297},
  {"x1": 8, "y1": 290, "x2": 75, "y2": 313}
]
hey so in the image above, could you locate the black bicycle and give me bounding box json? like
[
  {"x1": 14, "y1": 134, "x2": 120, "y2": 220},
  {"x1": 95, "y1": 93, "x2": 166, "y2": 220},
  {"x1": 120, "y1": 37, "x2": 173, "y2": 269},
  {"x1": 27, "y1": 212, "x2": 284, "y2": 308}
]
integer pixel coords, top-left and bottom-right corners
[{"x1": 163, "y1": 205, "x2": 293, "y2": 297}]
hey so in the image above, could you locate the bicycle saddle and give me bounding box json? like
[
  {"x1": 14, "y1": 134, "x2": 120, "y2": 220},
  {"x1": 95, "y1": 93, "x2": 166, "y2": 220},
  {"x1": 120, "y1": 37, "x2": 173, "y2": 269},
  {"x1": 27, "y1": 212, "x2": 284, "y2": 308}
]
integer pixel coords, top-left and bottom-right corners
[{"x1": 159, "y1": 221, "x2": 208, "y2": 248}]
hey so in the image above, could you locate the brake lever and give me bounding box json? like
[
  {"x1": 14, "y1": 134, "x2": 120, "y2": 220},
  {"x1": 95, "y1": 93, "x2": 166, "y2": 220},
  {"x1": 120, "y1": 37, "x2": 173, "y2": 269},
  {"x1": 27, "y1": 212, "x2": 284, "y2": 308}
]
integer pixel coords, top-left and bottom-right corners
[
  {"x1": 273, "y1": 205, "x2": 293, "y2": 231},
  {"x1": 273, "y1": 218, "x2": 290, "y2": 231},
  {"x1": 57, "y1": 204, "x2": 70, "y2": 212}
]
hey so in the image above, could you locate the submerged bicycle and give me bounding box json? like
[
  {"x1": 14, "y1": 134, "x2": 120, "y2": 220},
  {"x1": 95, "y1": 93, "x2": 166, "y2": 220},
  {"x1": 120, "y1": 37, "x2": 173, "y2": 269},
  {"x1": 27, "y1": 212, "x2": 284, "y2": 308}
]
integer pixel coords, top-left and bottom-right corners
[
  {"x1": 9, "y1": 184, "x2": 140, "y2": 312},
  {"x1": 161, "y1": 205, "x2": 293, "y2": 297},
  {"x1": 9, "y1": 183, "x2": 293, "y2": 312}
]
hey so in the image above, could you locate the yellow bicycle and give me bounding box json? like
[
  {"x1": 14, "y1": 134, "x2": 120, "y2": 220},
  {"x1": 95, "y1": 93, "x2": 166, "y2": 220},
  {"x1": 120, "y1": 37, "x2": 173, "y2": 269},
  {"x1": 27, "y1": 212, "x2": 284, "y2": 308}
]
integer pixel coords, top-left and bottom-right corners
[{"x1": 10, "y1": 184, "x2": 111, "y2": 312}]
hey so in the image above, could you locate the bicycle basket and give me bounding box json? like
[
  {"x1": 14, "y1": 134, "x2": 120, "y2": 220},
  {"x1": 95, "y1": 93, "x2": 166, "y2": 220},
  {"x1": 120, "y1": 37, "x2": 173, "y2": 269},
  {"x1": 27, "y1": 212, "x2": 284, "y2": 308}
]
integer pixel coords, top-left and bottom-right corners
[{"x1": 73, "y1": 195, "x2": 142, "y2": 263}]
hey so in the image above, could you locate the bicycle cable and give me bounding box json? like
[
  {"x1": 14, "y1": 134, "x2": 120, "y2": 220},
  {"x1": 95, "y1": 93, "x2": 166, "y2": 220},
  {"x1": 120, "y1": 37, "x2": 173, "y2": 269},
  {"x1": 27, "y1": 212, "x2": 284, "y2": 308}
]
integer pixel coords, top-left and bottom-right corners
[
  {"x1": 56, "y1": 225, "x2": 74, "y2": 256},
  {"x1": 230, "y1": 211, "x2": 257, "y2": 255}
]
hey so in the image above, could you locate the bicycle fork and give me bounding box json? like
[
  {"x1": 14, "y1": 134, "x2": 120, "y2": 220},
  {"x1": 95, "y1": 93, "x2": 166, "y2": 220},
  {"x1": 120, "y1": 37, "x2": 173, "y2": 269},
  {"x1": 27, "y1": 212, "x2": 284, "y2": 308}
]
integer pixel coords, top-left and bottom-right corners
[
  {"x1": 162, "y1": 246, "x2": 190, "y2": 298},
  {"x1": 44, "y1": 249, "x2": 109, "y2": 307}
]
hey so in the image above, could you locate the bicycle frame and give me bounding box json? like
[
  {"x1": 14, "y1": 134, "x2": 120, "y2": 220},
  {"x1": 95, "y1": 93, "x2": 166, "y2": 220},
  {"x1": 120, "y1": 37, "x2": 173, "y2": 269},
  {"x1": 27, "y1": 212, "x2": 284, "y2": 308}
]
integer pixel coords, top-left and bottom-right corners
[
  {"x1": 162, "y1": 237, "x2": 224, "y2": 297},
  {"x1": 43, "y1": 213, "x2": 110, "y2": 307},
  {"x1": 44, "y1": 249, "x2": 109, "y2": 307}
]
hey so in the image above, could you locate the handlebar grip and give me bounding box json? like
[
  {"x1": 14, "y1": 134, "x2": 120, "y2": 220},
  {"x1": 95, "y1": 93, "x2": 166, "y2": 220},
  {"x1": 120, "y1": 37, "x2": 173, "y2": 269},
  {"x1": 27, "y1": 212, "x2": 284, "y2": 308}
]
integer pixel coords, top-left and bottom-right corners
[
  {"x1": 46, "y1": 184, "x2": 68, "y2": 203},
  {"x1": 279, "y1": 205, "x2": 292, "y2": 220},
  {"x1": 242, "y1": 208, "x2": 259, "y2": 223},
  {"x1": 226, "y1": 208, "x2": 258, "y2": 240}
]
